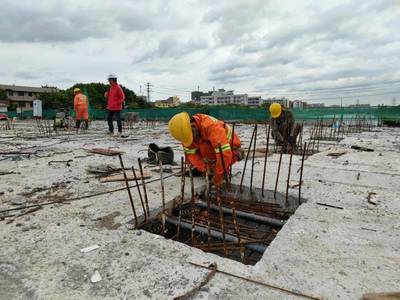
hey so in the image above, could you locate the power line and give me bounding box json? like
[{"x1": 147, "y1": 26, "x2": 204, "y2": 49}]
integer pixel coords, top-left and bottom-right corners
[{"x1": 145, "y1": 82, "x2": 153, "y2": 102}]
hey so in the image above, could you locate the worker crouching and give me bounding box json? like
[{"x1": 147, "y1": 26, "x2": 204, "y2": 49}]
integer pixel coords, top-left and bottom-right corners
[
  {"x1": 168, "y1": 112, "x2": 243, "y2": 186},
  {"x1": 73, "y1": 88, "x2": 89, "y2": 131},
  {"x1": 269, "y1": 102, "x2": 302, "y2": 152}
]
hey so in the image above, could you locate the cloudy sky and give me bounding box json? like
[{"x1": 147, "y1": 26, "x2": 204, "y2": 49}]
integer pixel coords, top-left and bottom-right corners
[{"x1": 0, "y1": 0, "x2": 399, "y2": 105}]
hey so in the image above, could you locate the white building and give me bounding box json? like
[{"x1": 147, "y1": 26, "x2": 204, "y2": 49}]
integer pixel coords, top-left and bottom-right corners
[
  {"x1": 293, "y1": 100, "x2": 305, "y2": 109},
  {"x1": 200, "y1": 89, "x2": 248, "y2": 106},
  {"x1": 261, "y1": 97, "x2": 290, "y2": 108},
  {"x1": 247, "y1": 96, "x2": 261, "y2": 107}
]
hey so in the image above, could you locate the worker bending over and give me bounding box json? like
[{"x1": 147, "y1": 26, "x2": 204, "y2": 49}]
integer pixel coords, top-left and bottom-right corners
[
  {"x1": 168, "y1": 112, "x2": 243, "y2": 186},
  {"x1": 73, "y1": 88, "x2": 89, "y2": 131},
  {"x1": 269, "y1": 102, "x2": 301, "y2": 152}
]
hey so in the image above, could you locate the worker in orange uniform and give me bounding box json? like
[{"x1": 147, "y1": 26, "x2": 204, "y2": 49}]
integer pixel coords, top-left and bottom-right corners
[
  {"x1": 168, "y1": 112, "x2": 243, "y2": 186},
  {"x1": 73, "y1": 88, "x2": 89, "y2": 131}
]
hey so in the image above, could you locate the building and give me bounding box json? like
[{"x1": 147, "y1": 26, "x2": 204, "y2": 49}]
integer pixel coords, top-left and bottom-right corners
[
  {"x1": 247, "y1": 96, "x2": 262, "y2": 107},
  {"x1": 191, "y1": 91, "x2": 212, "y2": 104},
  {"x1": 0, "y1": 84, "x2": 57, "y2": 112},
  {"x1": 307, "y1": 103, "x2": 325, "y2": 108},
  {"x1": 261, "y1": 97, "x2": 291, "y2": 108},
  {"x1": 293, "y1": 99, "x2": 306, "y2": 109},
  {"x1": 154, "y1": 96, "x2": 180, "y2": 108},
  {"x1": 199, "y1": 89, "x2": 248, "y2": 106}
]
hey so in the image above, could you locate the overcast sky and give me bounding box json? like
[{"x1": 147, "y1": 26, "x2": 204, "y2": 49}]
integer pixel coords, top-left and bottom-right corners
[{"x1": 0, "y1": 0, "x2": 399, "y2": 105}]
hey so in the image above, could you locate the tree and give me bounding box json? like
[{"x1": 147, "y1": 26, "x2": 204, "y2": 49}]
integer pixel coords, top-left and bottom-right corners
[{"x1": 0, "y1": 89, "x2": 7, "y2": 101}]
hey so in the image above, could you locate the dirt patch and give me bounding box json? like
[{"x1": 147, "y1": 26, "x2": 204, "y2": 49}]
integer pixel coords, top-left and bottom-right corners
[{"x1": 95, "y1": 212, "x2": 122, "y2": 230}]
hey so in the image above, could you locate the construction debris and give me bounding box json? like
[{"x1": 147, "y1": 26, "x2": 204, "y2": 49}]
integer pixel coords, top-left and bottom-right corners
[
  {"x1": 351, "y1": 145, "x2": 374, "y2": 152},
  {"x1": 80, "y1": 245, "x2": 100, "y2": 253}
]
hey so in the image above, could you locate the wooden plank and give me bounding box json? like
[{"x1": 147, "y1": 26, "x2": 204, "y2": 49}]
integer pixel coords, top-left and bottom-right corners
[{"x1": 362, "y1": 292, "x2": 400, "y2": 300}]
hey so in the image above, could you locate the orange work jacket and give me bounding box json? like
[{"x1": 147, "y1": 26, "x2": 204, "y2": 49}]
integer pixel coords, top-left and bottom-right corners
[{"x1": 183, "y1": 114, "x2": 241, "y2": 184}]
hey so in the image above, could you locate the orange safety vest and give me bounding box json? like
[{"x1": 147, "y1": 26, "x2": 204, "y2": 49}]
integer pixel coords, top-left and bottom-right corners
[
  {"x1": 182, "y1": 114, "x2": 241, "y2": 184},
  {"x1": 74, "y1": 93, "x2": 88, "y2": 109}
]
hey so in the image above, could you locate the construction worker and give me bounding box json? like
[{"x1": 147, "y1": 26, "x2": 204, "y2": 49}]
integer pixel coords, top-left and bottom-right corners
[
  {"x1": 105, "y1": 74, "x2": 125, "y2": 135},
  {"x1": 168, "y1": 112, "x2": 243, "y2": 186},
  {"x1": 269, "y1": 103, "x2": 300, "y2": 151},
  {"x1": 73, "y1": 88, "x2": 89, "y2": 131}
]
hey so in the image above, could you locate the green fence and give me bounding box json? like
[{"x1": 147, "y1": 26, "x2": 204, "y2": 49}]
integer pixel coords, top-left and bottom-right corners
[{"x1": 5, "y1": 106, "x2": 400, "y2": 122}]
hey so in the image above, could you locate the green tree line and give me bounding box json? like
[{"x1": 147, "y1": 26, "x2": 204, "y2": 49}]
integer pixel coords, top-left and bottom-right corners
[{"x1": 39, "y1": 83, "x2": 151, "y2": 109}]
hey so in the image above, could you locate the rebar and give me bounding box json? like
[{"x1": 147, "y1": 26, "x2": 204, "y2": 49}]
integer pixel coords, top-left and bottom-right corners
[
  {"x1": 250, "y1": 124, "x2": 257, "y2": 194},
  {"x1": 177, "y1": 157, "x2": 186, "y2": 240},
  {"x1": 285, "y1": 150, "x2": 293, "y2": 207},
  {"x1": 205, "y1": 170, "x2": 212, "y2": 250},
  {"x1": 239, "y1": 124, "x2": 256, "y2": 193},
  {"x1": 118, "y1": 154, "x2": 138, "y2": 228},
  {"x1": 274, "y1": 151, "x2": 283, "y2": 200},
  {"x1": 138, "y1": 158, "x2": 150, "y2": 216},
  {"x1": 131, "y1": 165, "x2": 147, "y2": 221},
  {"x1": 229, "y1": 122, "x2": 235, "y2": 183},
  {"x1": 190, "y1": 166, "x2": 195, "y2": 245},
  {"x1": 159, "y1": 159, "x2": 166, "y2": 235},
  {"x1": 218, "y1": 144, "x2": 230, "y2": 190},
  {"x1": 216, "y1": 187, "x2": 227, "y2": 256},
  {"x1": 261, "y1": 123, "x2": 270, "y2": 197},
  {"x1": 298, "y1": 142, "x2": 306, "y2": 206}
]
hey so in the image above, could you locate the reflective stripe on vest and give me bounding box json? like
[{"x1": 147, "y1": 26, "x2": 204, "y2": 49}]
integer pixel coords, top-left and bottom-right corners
[
  {"x1": 214, "y1": 143, "x2": 231, "y2": 153},
  {"x1": 183, "y1": 147, "x2": 197, "y2": 154}
]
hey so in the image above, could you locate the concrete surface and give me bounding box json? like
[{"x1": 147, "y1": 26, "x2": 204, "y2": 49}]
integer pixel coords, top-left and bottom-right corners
[{"x1": 0, "y1": 120, "x2": 399, "y2": 299}]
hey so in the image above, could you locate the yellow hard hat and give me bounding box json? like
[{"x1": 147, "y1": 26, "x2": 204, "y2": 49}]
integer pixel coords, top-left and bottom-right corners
[
  {"x1": 168, "y1": 112, "x2": 193, "y2": 147},
  {"x1": 73, "y1": 88, "x2": 81, "y2": 93},
  {"x1": 269, "y1": 102, "x2": 282, "y2": 118}
]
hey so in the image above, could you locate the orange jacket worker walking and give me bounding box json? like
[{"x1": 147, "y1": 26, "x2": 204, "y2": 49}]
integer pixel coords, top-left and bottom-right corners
[
  {"x1": 168, "y1": 112, "x2": 242, "y2": 186},
  {"x1": 73, "y1": 88, "x2": 89, "y2": 130}
]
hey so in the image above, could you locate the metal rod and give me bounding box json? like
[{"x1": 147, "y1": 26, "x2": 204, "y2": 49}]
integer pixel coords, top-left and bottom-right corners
[
  {"x1": 196, "y1": 201, "x2": 285, "y2": 228},
  {"x1": 274, "y1": 151, "x2": 283, "y2": 200},
  {"x1": 118, "y1": 154, "x2": 138, "y2": 228},
  {"x1": 216, "y1": 187, "x2": 227, "y2": 256},
  {"x1": 218, "y1": 144, "x2": 230, "y2": 190},
  {"x1": 165, "y1": 217, "x2": 267, "y2": 253},
  {"x1": 261, "y1": 123, "x2": 270, "y2": 197},
  {"x1": 131, "y1": 165, "x2": 147, "y2": 221},
  {"x1": 239, "y1": 124, "x2": 256, "y2": 193},
  {"x1": 250, "y1": 124, "x2": 257, "y2": 194},
  {"x1": 298, "y1": 142, "x2": 306, "y2": 206},
  {"x1": 190, "y1": 166, "x2": 195, "y2": 245},
  {"x1": 159, "y1": 159, "x2": 166, "y2": 235},
  {"x1": 205, "y1": 169, "x2": 212, "y2": 250},
  {"x1": 229, "y1": 122, "x2": 235, "y2": 183},
  {"x1": 177, "y1": 156, "x2": 186, "y2": 240},
  {"x1": 138, "y1": 158, "x2": 150, "y2": 217},
  {"x1": 285, "y1": 150, "x2": 293, "y2": 207}
]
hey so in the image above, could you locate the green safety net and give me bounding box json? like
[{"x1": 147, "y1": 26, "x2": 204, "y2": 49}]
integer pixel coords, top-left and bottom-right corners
[{"x1": 5, "y1": 106, "x2": 400, "y2": 122}]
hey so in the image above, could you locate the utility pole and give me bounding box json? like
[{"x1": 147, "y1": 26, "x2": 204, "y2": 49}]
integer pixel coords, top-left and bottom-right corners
[
  {"x1": 340, "y1": 97, "x2": 343, "y2": 108},
  {"x1": 145, "y1": 82, "x2": 152, "y2": 102},
  {"x1": 392, "y1": 96, "x2": 396, "y2": 106}
]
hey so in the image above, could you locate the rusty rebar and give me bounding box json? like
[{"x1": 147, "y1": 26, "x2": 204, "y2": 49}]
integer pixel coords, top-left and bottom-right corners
[
  {"x1": 131, "y1": 165, "x2": 147, "y2": 221},
  {"x1": 138, "y1": 158, "x2": 150, "y2": 216},
  {"x1": 205, "y1": 170, "x2": 212, "y2": 250},
  {"x1": 216, "y1": 187, "x2": 227, "y2": 256},
  {"x1": 250, "y1": 124, "x2": 258, "y2": 194},
  {"x1": 229, "y1": 122, "x2": 235, "y2": 183},
  {"x1": 177, "y1": 156, "x2": 186, "y2": 240},
  {"x1": 298, "y1": 142, "x2": 306, "y2": 206},
  {"x1": 239, "y1": 124, "x2": 256, "y2": 193},
  {"x1": 159, "y1": 159, "x2": 166, "y2": 235},
  {"x1": 190, "y1": 166, "x2": 195, "y2": 245},
  {"x1": 118, "y1": 154, "x2": 138, "y2": 228},
  {"x1": 274, "y1": 151, "x2": 283, "y2": 200},
  {"x1": 218, "y1": 144, "x2": 230, "y2": 190},
  {"x1": 261, "y1": 123, "x2": 270, "y2": 197},
  {"x1": 285, "y1": 150, "x2": 293, "y2": 207}
]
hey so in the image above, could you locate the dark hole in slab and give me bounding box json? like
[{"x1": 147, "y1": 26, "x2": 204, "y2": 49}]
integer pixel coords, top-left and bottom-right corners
[{"x1": 139, "y1": 184, "x2": 304, "y2": 265}]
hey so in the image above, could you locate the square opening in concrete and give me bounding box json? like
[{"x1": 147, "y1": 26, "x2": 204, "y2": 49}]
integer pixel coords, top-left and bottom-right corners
[{"x1": 139, "y1": 184, "x2": 302, "y2": 265}]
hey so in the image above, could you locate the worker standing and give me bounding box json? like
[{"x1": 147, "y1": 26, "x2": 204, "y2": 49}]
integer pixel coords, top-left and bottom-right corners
[
  {"x1": 168, "y1": 112, "x2": 243, "y2": 186},
  {"x1": 269, "y1": 102, "x2": 300, "y2": 152},
  {"x1": 73, "y1": 88, "x2": 89, "y2": 131},
  {"x1": 105, "y1": 74, "x2": 125, "y2": 135}
]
